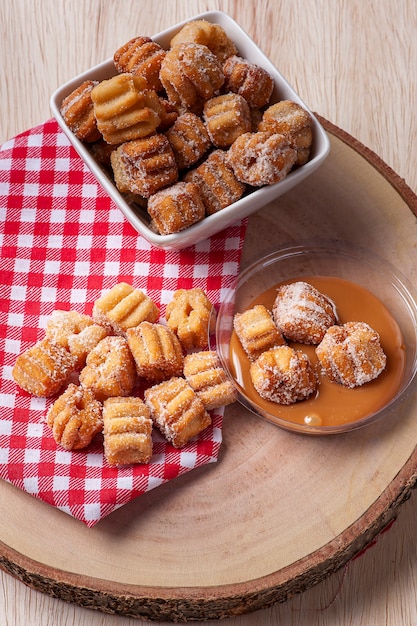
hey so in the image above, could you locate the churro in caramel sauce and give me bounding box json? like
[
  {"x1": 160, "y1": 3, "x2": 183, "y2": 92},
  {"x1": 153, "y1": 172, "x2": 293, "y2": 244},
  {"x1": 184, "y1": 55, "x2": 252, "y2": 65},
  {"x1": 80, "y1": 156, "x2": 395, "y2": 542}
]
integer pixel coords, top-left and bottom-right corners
[{"x1": 229, "y1": 276, "x2": 406, "y2": 428}]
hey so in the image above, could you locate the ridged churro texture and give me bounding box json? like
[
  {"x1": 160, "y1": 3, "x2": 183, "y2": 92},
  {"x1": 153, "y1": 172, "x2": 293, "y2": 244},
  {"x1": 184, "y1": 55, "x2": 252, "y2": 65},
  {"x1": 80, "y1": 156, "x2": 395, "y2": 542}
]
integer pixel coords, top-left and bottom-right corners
[
  {"x1": 259, "y1": 100, "x2": 314, "y2": 166},
  {"x1": 250, "y1": 345, "x2": 318, "y2": 405},
  {"x1": 185, "y1": 149, "x2": 245, "y2": 215},
  {"x1": 110, "y1": 134, "x2": 178, "y2": 198},
  {"x1": 203, "y1": 93, "x2": 251, "y2": 148},
  {"x1": 233, "y1": 304, "x2": 286, "y2": 362},
  {"x1": 227, "y1": 131, "x2": 297, "y2": 186},
  {"x1": 46, "y1": 384, "x2": 103, "y2": 451},
  {"x1": 165, "y1": 287, "x2": 216, "y2": 350},
  {"x1": 183, "y1": 351, "x2": 238, "y2": 410},
  {"x1": 103, "y1": 396, "x2": 153, "y2": 466},
  {"x1": 12, "y1": 338, "x2": 76, "y2": 397},
  {"x1": 272, "y1": 281, "x2": 337, "y2": 344},
  {"x1": 92, "y1": 282, "x2": 159, "y2": 335},
  {"x1": 145, "y1": 377, "x2": 211, "y2": 448},
  {"x1": 60, "y1": 80, "x2": 101, "y2": 142},
  {"x1": 169, "y1": 19, "x2": 237, "y2": 63},
  {"x1": 147, "y1": 181, "x2": 205, "y2": 235},
  {"x1": 159, "y1": 43, "x2": 224, "y2": 112},
  {"x1": 222, "y1": 55, "x2": 274, "y2": 108},
  {"x1": 91, "y1": 73, "x2": 162, "y2": 144},
  {"x1": 165, "y1": 112, "x2": 211, "y2": 170},
  {"x1": 79, "y1": 336, "x2": 136, "y2": 401},
  {"x1": 113, "y1": 36, "x2": 166, "y2": 92},
  {"x1": 126, "y1": 322, "x2": 184, "y2": 383},
  {"x1": 316, "y1": 322, "x2": 387, "y2": 388}
]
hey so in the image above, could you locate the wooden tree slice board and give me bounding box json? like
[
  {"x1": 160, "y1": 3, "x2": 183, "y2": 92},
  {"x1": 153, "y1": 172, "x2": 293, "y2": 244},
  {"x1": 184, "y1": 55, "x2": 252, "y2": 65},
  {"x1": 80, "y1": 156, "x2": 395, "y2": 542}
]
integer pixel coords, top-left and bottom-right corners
[{"x1": 1, "y1": 119, "x2": 417, "y2": 622}]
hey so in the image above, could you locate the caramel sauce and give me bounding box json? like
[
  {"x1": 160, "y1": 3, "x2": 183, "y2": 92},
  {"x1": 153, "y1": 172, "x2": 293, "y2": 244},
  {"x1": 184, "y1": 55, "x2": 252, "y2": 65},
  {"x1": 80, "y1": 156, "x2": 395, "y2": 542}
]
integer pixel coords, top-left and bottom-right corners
[{"x1": 229, "y1": 276, "x2": 406, "y2": 428}]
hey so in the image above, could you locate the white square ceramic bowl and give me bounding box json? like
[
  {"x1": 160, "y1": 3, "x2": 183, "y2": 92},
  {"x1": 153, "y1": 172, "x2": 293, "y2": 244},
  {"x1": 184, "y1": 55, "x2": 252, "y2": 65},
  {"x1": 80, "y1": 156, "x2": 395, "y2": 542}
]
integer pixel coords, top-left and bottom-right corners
[{"x1": 50, "y1": 10, "x2": 330, "y2": 250}]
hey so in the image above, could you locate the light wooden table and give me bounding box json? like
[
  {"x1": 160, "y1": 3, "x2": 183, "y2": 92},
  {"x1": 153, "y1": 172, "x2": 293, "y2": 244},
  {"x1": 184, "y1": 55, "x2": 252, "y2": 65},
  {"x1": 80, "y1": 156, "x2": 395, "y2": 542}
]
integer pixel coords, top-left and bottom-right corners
[{"x1": 1, "y1": 1, "x2": 417, "y2": 624}]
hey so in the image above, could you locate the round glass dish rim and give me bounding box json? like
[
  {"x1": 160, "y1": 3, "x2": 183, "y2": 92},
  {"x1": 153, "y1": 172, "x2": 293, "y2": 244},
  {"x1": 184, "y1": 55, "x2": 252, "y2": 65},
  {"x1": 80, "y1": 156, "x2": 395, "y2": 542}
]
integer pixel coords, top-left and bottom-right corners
[{"x1": 212, "y1": 241, "x2": 417, "y2": 435}]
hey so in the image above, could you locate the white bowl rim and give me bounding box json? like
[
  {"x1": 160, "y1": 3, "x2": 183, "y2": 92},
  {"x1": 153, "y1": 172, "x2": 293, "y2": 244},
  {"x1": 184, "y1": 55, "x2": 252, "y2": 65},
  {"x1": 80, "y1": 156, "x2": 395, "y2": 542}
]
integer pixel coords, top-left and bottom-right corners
[{"x1": 49, "y1": 10, "x2": 330, "y2": 250}]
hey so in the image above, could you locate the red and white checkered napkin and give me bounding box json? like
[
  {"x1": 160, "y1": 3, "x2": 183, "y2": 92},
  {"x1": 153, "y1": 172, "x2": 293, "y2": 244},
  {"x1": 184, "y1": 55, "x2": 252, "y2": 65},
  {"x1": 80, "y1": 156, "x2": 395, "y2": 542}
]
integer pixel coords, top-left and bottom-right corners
[{"x1": 0, "y1": 119, "x2": 247, "y2": 527}]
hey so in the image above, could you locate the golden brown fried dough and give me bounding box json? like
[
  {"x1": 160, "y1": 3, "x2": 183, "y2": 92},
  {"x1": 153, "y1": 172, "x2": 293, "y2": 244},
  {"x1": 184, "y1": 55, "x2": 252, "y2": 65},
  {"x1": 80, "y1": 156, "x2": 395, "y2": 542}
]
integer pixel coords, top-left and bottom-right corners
[
  {"x1": 227, "y1": 131, "x2": 297, "y2": 186},
  {"x1": 233, "y1": 304, "x2": 286, "y2": 361},
  {"x1": 144, "y1": 377, "x2": 211, "y2": 448},
  {"x1": 46, "y1": 384, "x2": 103, "y2": 451},
  {"x1": 223, "y1": 55, "x2": 274, "y2": 108},
  {"x1": 250, "y1": 345, "x2": 318, "y2": 404},
  {"x1": 203, "y1": 93, "x2": 251, "y2": 148},
  {"x1": 147, "y1": 181, "x2": 205, "y2": 235},
  {"x1": 60, "y1": 80, "x2": 102, "y2": 143},
  {"x1": 165, "y1": 112, "x2": 211, "y2": 170},
  {"x1": 12, "y1": 338, "x2": 77, "y2": 398},
  {"x1": 91, "y1": 73, "x2": 162, "y2": 144},
  {"x1": 45, "y1": 310, "x2": 93, "y2": 349},
  {"x1": 170, "y1": 19, "x2": 237, "y2": 63},
  {"x1": 165, "y1": 288, "x2": 216, "y2": 350},
  {"x1": 111, "y1": 134, "x2": 178, "y2": 198},
  {"x1": 156, "y1": 97, "x2": 179, "y2": 131},
  {"x1": 45, "y1": 310, "x2": 107, "y2": 369},
  {"x1": 272, "y1": 281, "x2": 337, "y2": 344},
  {"x1": 126, "y1": 322, "x2": 184, "y2": 383},
  {"x1": 183, "y1": 351, "x2": 237, "y2": 410},
  {"x1": 160, "y1": 43, "x2": 224, "y2": 112},
  {"x1": 79, "y1": 336, "x2": 136, "y2": 401},
  {"x1": 259, "y1": 100, "x2": 314, "y2": 166},
  {"x1": 184, "y1": 149, "x2": 245, "y2": 215},
  {"x1": 103, "y1": 396, "x2": 153, "y2": 466},
  {"x1": 113, "y1": 36, "x2": 166, "y2": 92},
  {"x1": 67, "y1": 324, "x2": 109, "y2": 369},
  {"x1": 316, "y1": 321, "x2": 387, "y2": 388},
  {"x1": 92, "y1": 282, "x2": 159, "y2": 335}
]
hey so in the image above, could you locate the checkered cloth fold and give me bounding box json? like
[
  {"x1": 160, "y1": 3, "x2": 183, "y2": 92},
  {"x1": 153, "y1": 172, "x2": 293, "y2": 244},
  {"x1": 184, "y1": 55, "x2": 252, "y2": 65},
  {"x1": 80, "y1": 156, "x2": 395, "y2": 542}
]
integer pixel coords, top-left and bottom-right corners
[{"x1": 0, "y1": 119, "x2": 247, "y2": 527}]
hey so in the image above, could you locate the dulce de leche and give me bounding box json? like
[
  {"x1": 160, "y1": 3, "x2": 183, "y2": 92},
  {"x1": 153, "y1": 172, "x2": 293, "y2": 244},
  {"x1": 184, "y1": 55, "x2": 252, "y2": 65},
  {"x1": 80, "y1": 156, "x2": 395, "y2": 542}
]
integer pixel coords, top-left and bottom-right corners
[{"x1": 229, "y1": 276, "x2": 406, "y2": 429}]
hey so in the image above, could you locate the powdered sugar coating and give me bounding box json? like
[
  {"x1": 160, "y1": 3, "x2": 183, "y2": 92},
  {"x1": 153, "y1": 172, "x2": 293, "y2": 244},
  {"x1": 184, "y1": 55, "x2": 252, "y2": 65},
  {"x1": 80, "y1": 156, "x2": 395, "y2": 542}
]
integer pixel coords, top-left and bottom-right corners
[
  {"x1": 144, "y1": 377, "x2": 211, "y2": 448},
  {"x1": 203, "y1": 93, "x2": 251, "y2": 148},
  {"x1": 227, "y1": 132, "x2": 297, "y2": 186},
  {"x1": 316, "y1": 321, "x2": 387, "y2": 388},
  {"x1": 12, "y1": 338, "x2": 77, "y2": 397},
  {"x1": 160, "y1": 42, "x2": 224, "y2": 111},
  {"x1": 250, "y1": 345, "x2": 318, "y2": 405},
  {"x1": 79, "y1": 336, "x2": 136, "y2": 400},
  {"x1": 165, "y1": 112, "x2": 211, "y2": 170},
  {"x1": 233, "y1": 304, "x2": 286, "y2": 361},
  {"x1": 147, "y1": 181, "x2": 205, "y2": 235},
  {"x1": 47, "y1": 383, "x2": 103, "y2": 451},
  {"x1": 169, "y1": 19, "x2": 237, "y2": 64},
  {"x1": 185, "y1": 149, "x2": 245, "y2": 214},
  {"x1": 273, "y1": 281, "x2": 337, "y2": 344},
  {"x1": 60, "y1": 80, "x2": 101, "y2": 143},
  {"x1": 183, "y1": 350, "x2": 238, "y2": 410},
  {"x1": 111, "y1": 134, "x2": 178, "y2": 198},
  {"x1": 113, "y1": 36, "x2": 166, "y2": 92},
  {"x1": 102, "y1": 396, "x2": 153, "y2": 466},
  {"x1": 222, "y1": 55, "x2": 274, "y2": 108},
  {"x1": 259, "y1": 100, "x2": 314, "y2": 166}
]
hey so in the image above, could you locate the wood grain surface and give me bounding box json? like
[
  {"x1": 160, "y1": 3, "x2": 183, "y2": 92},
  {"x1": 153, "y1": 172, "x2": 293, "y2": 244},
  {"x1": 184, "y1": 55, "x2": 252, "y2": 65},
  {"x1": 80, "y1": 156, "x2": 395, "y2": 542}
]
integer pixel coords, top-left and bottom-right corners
[{"x1": 1, "y1": 1, "x2": 417, "y2": 625}]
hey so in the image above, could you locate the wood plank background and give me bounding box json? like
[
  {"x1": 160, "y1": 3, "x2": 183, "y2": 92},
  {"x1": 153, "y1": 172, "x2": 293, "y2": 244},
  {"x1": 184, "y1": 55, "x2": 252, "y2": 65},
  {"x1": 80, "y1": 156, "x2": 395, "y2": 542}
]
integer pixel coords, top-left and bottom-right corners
[{"x1": 1, "y1": 1, "x2": 417, "y2": 624}]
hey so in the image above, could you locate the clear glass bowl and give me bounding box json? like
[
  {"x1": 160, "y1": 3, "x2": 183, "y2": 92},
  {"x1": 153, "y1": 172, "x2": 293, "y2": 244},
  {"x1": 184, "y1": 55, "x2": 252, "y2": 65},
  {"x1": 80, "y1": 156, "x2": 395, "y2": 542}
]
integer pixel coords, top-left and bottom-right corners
[{"x1": 213, "y1": 243, "x2": 417, "y2": 434}]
